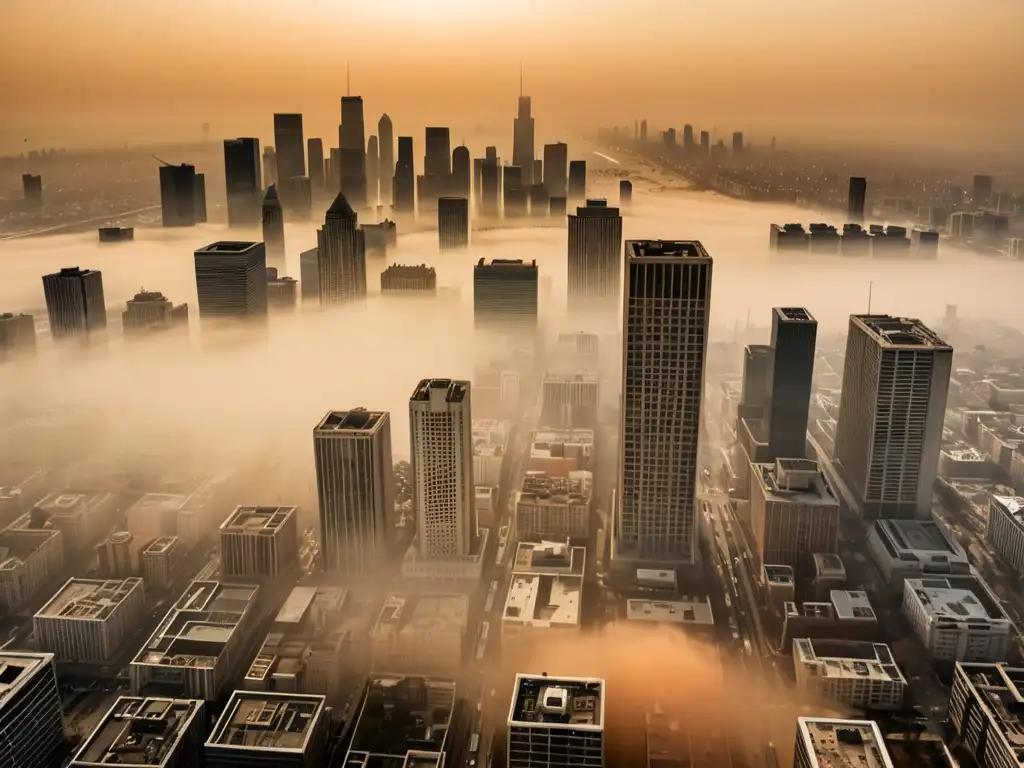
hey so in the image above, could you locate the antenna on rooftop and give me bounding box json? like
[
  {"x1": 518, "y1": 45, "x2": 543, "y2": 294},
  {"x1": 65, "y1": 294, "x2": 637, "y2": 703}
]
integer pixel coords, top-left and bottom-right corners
[
  {"x1": 867, "y1": 281, "x2": 874, "y2": 314},
  {"x1": 346, "y1": 61, "x2": 350, "y2": 97}
]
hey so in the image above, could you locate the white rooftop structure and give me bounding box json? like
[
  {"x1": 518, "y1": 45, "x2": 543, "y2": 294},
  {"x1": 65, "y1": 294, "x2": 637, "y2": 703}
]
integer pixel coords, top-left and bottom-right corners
[
  {"x1": 625, "y1": 597, "x2": 715, "y2": 628},
  {"x1": 794, "y1": 639, "x2": 906, "y2": 684},
  {"x1": 512, "y1": 540, "x2": 586, "y2": 576},
  {"x1": 503, "y1": 573, "x2": 581, "y2": 630},
  {"x1": 795, "y1": 718, "x2": 895, "y2": 768},
  {"x1": 36, "y1": 577, "x2": 143, "y2": 620},
  {"x1": 829, "y1": 590, "x2": 878, "y2": 621}
]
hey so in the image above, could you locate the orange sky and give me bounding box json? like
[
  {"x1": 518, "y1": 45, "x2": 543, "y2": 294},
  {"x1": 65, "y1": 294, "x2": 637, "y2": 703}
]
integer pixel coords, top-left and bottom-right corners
[{"x1": 2, "y1": 0, "x2": 1022, "y2": 152}]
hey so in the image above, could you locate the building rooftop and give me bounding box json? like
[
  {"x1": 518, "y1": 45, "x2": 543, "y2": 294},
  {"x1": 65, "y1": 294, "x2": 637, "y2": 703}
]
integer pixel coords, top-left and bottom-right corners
[
  {"x1": 47, "y1": 266, "x2": 100, "y2": 278},
  {"x1": 512, "y1": 541, "x2": 585, "y2": 577},
  {"x1": 36, "y1": 490, "x2": 114, "y2": 518},
  {"x1": 626, "y1": 240, "x2": 710, "y2": 262},
  {"x1": 626, "y1": 597, "x2": 714, "y2": 627},
  {"x1": 813, "y1": 553, "x2": 846, "y2": 580},
  {"x1": 206, "y1": 691, "x2": 326, "y2": 753},
  {"x1": 764, "y1": 564, "x2": 795, "y2": 586},
  {"x1": 775, "y1": 307, "x2": 816, "y2": 323},
  {"x1": 0, "y1": 652, "x2": 54, "y2": 713},
  {"x1": 872, "y1": 519, "x2": 968, "y2": 564},
  {"x1": 942, "y1": 445, "x2": 987, "y2": 463},
  {"x1": 472, "y1": 418, "x2": 509, "y2": 456},
  {"x1": 125, "y1": 492, "x2": 190, "y2": 519},
  {"x1": 382, "y1": 263, "x2": 436, "y2": 278},
  {"x1": 905, "y1": 575, "x2": 1010, "y2": 624},
  {"x1": 371, "y1": 594, "x2": 469, "y2": 641},
  {"x1": 794, "y1": 639, "x2": 906, "y2": 684},
  {"x1": 195, "y1": 241, "x2": 262, "y2": 255},
  {"x1": 518, "y1": 471, "x2": 593, "y2": 506},
  {"x1": 955, "y1": 663, "x2": 1024, "y2": 756},
  {"x1": 315, "y1": 408, "x2": 388, "y2": 433},
  {"x1": 345, "y1": 674, "x2": 456, "y2": 767},
  {"x1": 220, "y1": 505, "x2": 297, "y2": 534},
  {"x1": 529, "y1": 429, "x2": 594, "y2": 467},
  {"x1": 797, "y1": 718, "x2": 895, "y2": 768},
  {"x1": 410, "y1": 378, "x2": 468, "y2": 404},
  {"x1": 509, "y1": 674, "x2": 604, "y2": 729},
  {"x1": 828, "y1": 590, "x2": 877, "y2": 621},
  {"x1": 992, "y1": 495, "x2": 1024, "y2": 527},
  {"x1": 853, "y1": 315, "x2": 951, "y2": 350},
  {"x1": 476, "y1": 258, "x2": 538, "y2": 269},
  {"x1": 36, "y1": 577, "x2": 143, "y2": 621},
  {"x1": 503, "y1": 572, "x2": 582, "y2": 630},
  {"x1": 142, "y1": 536, "x2": 179, "y2": 556},
  {"x1": 0, "y1": 525, "x2": 61, "y2": 573},
  {"x1": 752, "y1": 460, "x2": 839, "y2": 506},
  {"x1": 72, "y1": 696, "x2": 204, "y2": 767}
]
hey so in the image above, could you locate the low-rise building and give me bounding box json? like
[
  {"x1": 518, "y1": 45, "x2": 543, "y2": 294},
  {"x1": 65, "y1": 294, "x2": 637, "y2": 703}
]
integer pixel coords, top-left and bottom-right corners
[
  {"x1": 0, "y1": 513, "x2": 65, "y2": 612},
  {"x1": 205, "y1": 691, "x2": 329, "y2": 768},
  {"x1": 515, "y1": 470, "x2": 593, "y2": 540},
  {"x1": 949, "y1": 662, "x2": 1024, "y2": 768},
  {"x1": 986, "y1": 494, "x2": 1024, "y2": 577},
  {"x1": 528, "y1": 428, "x2": 594, "y2": 474},
  {"x1": 28, "y1": 491, "x2": 116, "y2": 552},
  {"x1": 502, "y1": 543, "x2": 585, "y2": 653},
  {"x1": 219, "y1": 504, "x2": 299, "y2": 580},
  {"x1": 34, "y1": 577, "x2": 146, "y2": 662},
  {"x1": 792, "y1": 638, "x2": 906, "y2": 711},
  {"x1": 507, "y1": 674, "x2": 604, "y2": 768},
  {"x1": 794, "y1": 718, "x2": 895, "y2": 768},
  {"x1": 472, "y1": 418, "x2": 509, "y2": 486},
  {"x1": 625, "y1": 597, "x2": 715, "y2": 638},
  {"x1": 939, "y1": 445, "x2": 993, "y2": 480},
  {"x1": 124, "y1": 483, "x2": 217, "y2": 548},
  {"x1": 0, "y1": 652, "x2": 64, "y2": 768},
  {"x1": 780, "y1": 590, "x2": 879, "y2": 650},
  {"x1": 129, "y1": 580, "x2": 260, "y2": 701},
  {"x1": 763, "y1": 564, "x2": 796, "y2": 612},
  {"x1": 902, "y1": 574, "x2": 1013, "y2": 664},
  {"x1": 344, "y1": 675, "x2": 456, "y2": 768},
  {"x1": 141, "y1": 536, "x2": 181, "y2": 590},
  {"x1": 811, "y1": 553, "x2": 847, "y2": 601},
  {"x1": 370, "y1": 593, "x2": 468, "y2": 677},
  {"x1": 868, "y1": 518, "x2": 971, "y2": 593},
  {"x1": 70, "y1": 696, "x2": 206, "y2": 768},
  {"x1": 540, "y1": 372, "x2": 600, "y2": 430}
]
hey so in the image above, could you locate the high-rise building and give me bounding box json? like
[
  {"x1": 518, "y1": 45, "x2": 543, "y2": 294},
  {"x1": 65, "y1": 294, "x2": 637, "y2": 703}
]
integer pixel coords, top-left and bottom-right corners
[
  {"x1": 833, "y1": 315, "x2": 953, "y2": 521},
  {"x1": 567, "y1": 200, "x2": 623, "y2": 313},
  {"x1": 339, "y1": 96, "x2": 367, "y2": 208},
  {"x1": 159, "y1": 164, "x2": 200, "y2": 227},
  {"x1": 732, "y1": 131, "x2": 744, "y2": 153},
  {"x1": 973, "y1": 174, "x2": 994, "y2": 209},
  {"x1": 507, "y1": 674, "x2": 604, "y2": 768},
  {"x1": 265, "y1": 267, "x2": 298, "y2": 310},
  {"x1": 766, "y1": 307, "x2": 818, "y2": 459},
  {"x1": 568, "y1": 160, "x2": 587, "y2": 201},
  {"x1": 299, "y1": 247, "x2": 319, "y2": 302},
  {"x1": 378, "y1": 114, "x2": 394, "y2": 206},
  {"x1": 409, "y1": 379, "x2": 475, "y2": 559},
  {"x1": 418, "y1": 127, "x2": 452, "y2": 211},
  {"x1": 366, "y1": 134, "x2": 379, "y2": 208},
  {"x1": 473, "y1": 258, "x2": 538, "y2": 331},
  {"x1": 261, "y1": 185, "x2": 286, "y2": 272},
  {"x1": 503, "y1": 165, "x2": 526, "y2": 216},
  {"x1": 224, "y1": 138, "x2": 262, "y2": 226},
  {"x1": 122, "y1": 290, "x2": 188, "y2": 337},
  {"x1": 205, "y1": 691, "x2": 329, "y2": 768},
  {"x1": 193, "y1": 174, "x2": 207, "y2": 223},
  {"x1": 316, "y1": 192, "x2": 365, "y2": 305},
  {"x1": 513, "y1": 96, "x2": 535, "y2": 186},
  {"x1": 615, "y1": 241, "x2": 712, "y2": 569},
  {"x1": 473, "y1": 158, "x2": 484, "y2": 208},
  {"x1": 393, "y1": 136, "x2": 415, "y2": 213},
  {"x1": 541, "y1": 373, "x2": 600, "y2": 430},
  {"x1": 42, "y1": 266, "x2": 107, "y2": 341},
  {"x1": 481, "y1": 156, "x2": 501, "y2": 216},
  {"x1": 529, "y1": 184, "x2": 549, "y2": 217},
  {"x1": 699, "y1": 130, "x2": 710, "y2": 154},
  {"x1": 307, "y1": 138, "x2": 325, "y2": 189},
  {"x1": 683, "y1": 124, "x2": 695, "y2": 150},
  {"x1": 381, "y1": 264, "x2": 437, "y2": 294},
  {"x1": 34, "y1": 577, "x2": 146, "y2": 662},
  {"x1": 193, "y1": 241, "x2": 268, "y2": 320},
  {"x1": 0, "y1": 652, "x2": 64, "y2": 768},
  {"x1": 640, "y1": 119, "x2": 648, "y2": 142},
  {"x1": 438, "y1": 197, "x2": 469, "y2": 250},
  {"x1": 619, "y1": 180, "x2": 632, "y2": 207},
  {"x1": 22, "y1": 173, "x2": 42, "y2": 211},
  {"x1": 794, "y1": 718, "x2": 894, "y2": 768},
  {"x1": 273, "y1": 113, "x2": 305, "y2": 185},
  {"x1": 451, "y1": 145, "x2": 471, "y2": 198},
  {"x1": 314, "y1": 409, "x2": 395, "y2": 576},
  {"x1": 0, "y1": 312, "x2": 37, "y2": 354},
  {"x1": 219, "y1": 505, "x2": 298, "y2": 580},
  {"x1": 848, "y1": 177, "x2": 867, "y2": 222},
  {"x1": 263, "y1": 146, "x2": 278, "y2": 187}
]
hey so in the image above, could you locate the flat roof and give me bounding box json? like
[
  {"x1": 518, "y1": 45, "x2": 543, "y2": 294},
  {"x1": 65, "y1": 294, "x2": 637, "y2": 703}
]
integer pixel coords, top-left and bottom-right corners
[
  {"x1": 0, "y1": 525, "x2": 61, "y2": 572},
  {"x1": 942, "y1": 446, "x2": 986, "y2": 462},
  {"x1": 829, "y1": 590, "x2": 877, "y2": 621},
  {"x1": 126, "y1": 493, "x2": 190, "y2": 518},
  {"x1": 626, "y1": 598, "x2": 714, "y2": 626},
  {"x1": 195, "y1": 241, "x2": 261, "y2": 254},
  {"x1": 142, "y1": 536, "x2": 179, "y2": 556},
  {"x1": 872, "y1": 519, "x2": 968, "y2": 563},
  {"x1": 794, "y1": 639, "x2": 906, "y2": 684},
  {"x1": 752, "y1": 461, "x2": 839, "y2": 506},
  {"x1": 315, "y1": 409, "x2": 388, "y2": 433},
  {"x1": 206, "y1": 691, "x2": 326, "y2": 753},
  {"x1": 991, "y1": 495, "x2": 1024, "y2": 528},
  {"x1": 813, "y1": 553, "x2": 846, "y2": 578},
  {"x1": 512, "y1": 541, "x2": 586, "y2": 576},
  {"x1": 797, "y1": 718, "x2": 895, "y2": 768},
  {"x1": 626, "y1": 240, "x2": 710, "y2": 261},
  {"x1": 518, "y1": 471, "x2": 593, "y2": 506},
  {"x1": 35, "y1": 490, "x2": 113, "y2": 517},
  {"x1": 221, "y1": 505, "x2": 296, "y2": 534},
  {"x1": 503, "y1": 573, "x2": 581, "y2": 629},
  {"x1": 775, "y1": 307, "x2": 816, "y2": 323},
  {"x1": 72, "y1": 696, "x2": 204, "y2": 767},
  {"x1": 764, "y1": 564, "x2": 795, "y2": 585},
  {"x1": 410, "y1": 378, "x2": 469, "y2": 404},
  {"x1": 509, "y1": 674, "x2": 604, "y2": 729},
  {"x1": 36, "y1": 577, "x2": 143, "y2": 621},
  {"x1": 905, "y1": 575, "x2": 1010, "y2": 624},
  {"x1": 852, "y1": 315, "x2": 950, "y2": 350},
  {"x1": 372, "y1": 594, "x2": 469, "y2": 640},
  {"x1": 0, "y1": 652, "x2": 54, "y2": 713}
]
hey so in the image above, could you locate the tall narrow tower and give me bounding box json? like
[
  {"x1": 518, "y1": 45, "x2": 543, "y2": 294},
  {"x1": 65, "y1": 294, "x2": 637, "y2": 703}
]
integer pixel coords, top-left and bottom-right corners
[
  {"x1": 261, "y1": 185, "x2": 286, "y2": 273},
  {"x1": 567, "y1": 200, "x2": 623, "y2": 315},
  {"x1": 512, "y1": 69, "x2": 535, "y2": 187},
  {"x1": 378, "y1": 114, "x2": 394, "y2": 206},
  {"x1": 765, "y1": 307, "x2": 818, "y2": 460},
  {"x1": 316, "y1": 192, "x2": 365, "y2": 304},
  {"x1": 339, "y1": 96, "x2": 367, "y2": 208}
]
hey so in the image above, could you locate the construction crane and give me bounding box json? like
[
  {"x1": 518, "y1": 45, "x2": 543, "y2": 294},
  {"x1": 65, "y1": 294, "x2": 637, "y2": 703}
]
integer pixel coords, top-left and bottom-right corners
[{"x1": 152, "y1": 154, "x2": 174, "y2": 167}]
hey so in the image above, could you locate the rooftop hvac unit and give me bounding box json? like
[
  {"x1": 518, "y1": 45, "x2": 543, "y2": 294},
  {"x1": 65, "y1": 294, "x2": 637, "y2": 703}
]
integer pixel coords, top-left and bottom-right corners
[{"x1": 539, "y1": 686, "x2": 568, "y2": 716}]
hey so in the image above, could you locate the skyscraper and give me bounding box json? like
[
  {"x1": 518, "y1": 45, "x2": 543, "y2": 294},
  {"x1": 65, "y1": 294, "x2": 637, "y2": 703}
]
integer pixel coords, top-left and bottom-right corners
[
  {"x1": 0, "y1": 313, "x2": 36, "y2": 355},
  {"x1": 503, "y1": 166, "x2": 526, "y2": 217},
  {"x1": 261, "y1": 185, "x2": 286, "y2": 272},
  {"x1": 378, "y1": 114, "x2": 394, "y2": 206},
  {"x1": 22, "y1": 174, "x2": 42, "y2": 211},
  {"x1": 314, "y1": 409, "x2": 395, "y2": 576},
  {"x1": 122, "y1": 291, "x2": 188, "y2": 337},
  {"x1": 732, "y1": 131, "x2": 744, "y2": 153},
  {"x1": 567, "y1": 200, "x2": 623, "y2": 314},
  {"x1": 418, "y1": 127, "x2": 452, "y2": 211},
  {"x1": 473, "y1": 258, "x2": 538, "y2": 331},
  {"x1": 973, "y1": 174, "x2": 994, "y2": 209},
  {"x1": 542, "y1": 142, "x2": 568, "y2": 198},
  {"x1": 765, "y1": 308, "x2": 817, "y2": 459},
  {"x1": 699, "y1": 130, "x2": 710, "y2": 154},
  {"x1": 568, "y1": 160, "x2": 587, "y2": 201},
  {"x1": 848, "y1": 177, "x2": 867, "y2": 222},
  {"x1": 159, "y1": 164, "x2": 199, "y2": 227},
  {"x1": 409, "y1": 379, "x2": 475, "y2": 559},
  {"x1": 366, "y1": 135, "x2": 379, "y2": 208},
  {"x1": 224, "y1": 138, "x2": 262, "y2": 226},
  {"x1": 513, "y1": 96, "x2": 535, "y2": 186},
  {"x1": 451, "y1": 145, "x2": 471, "y2": 198},
  {"x1": 42, "y1": 267, "x2": 107, "y2": 341},
  {"x1": 507, "y1": 675, "x2": 604, "y2": 768},
  {"x1": 833, "y1": 315, "x2": 952, "y2": 521},
  {"x1": 192, "y1": 242, "x2": 268, "y2": 320},
  {"x1": 273, "y1": 113, "x2": 305, "y2": 183},
  {"x1": 339, "y1": 96, "x2": 367, "y2": 208},
  {"x1": 263, "y1": 146, "x2": 277, "y2": 187},
  {"x1": 615, "y1": 241, "x2": 713, "y2": 569},
  {"x1": 438, "y1": 197, "x2": 469, "y2": 251},
  {"x1": 481, "y1": 156, "x2": 501, "y2": 217},
  {"x1": 307, "y1": 138, "x2": 325, "y2": 189},
  {"x1": 393, "y1": 136, "x2": 415, "y2": 213},
  {"x1": 640, "y1": 119, "x2": 648, "y2": 142},
  {"x1": 316, "y1": 192, "x2": 366, "y2": 304},
  {"x1": 193, "y1": 174, "x2": 207, "y2": 223},
  {"x1": 619, "y1": 180, "x2": 632, "y2": 207},
  {"x1": 683, "y1": 124, "x2": 695, "y2": 150}
]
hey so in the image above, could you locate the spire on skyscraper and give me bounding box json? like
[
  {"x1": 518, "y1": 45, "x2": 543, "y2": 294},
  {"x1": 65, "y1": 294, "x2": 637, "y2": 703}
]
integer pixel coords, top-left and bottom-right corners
[{"x1": 327, "y1": 190, "x2": 355, "y2": 217}]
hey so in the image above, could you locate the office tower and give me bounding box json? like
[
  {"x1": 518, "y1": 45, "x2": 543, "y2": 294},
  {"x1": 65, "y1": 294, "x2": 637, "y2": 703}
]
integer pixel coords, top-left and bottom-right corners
[
  {"x1": 766, "y1": 308, "x2": 818, "y2": 459},
  {"x1": 834, "y1": 315, "x2": 953, "y2": 521},
  {"x1": 316, "y1": 192, "x2": 365, "y2": 304},
  {"x1": 34, "y1": 577, "x2": 146, "y2": 662},
  {"x1": 473, "y1": 158, "x2": 483, "y2": 208},
  {"x1": 567, "y1": 200, "x2": 623, "y2": 313},
  {"x1": 568, "y1": 160, "x2": 587, "y2": 201},
  {"x1": 42, "y1": 266, "x2": 107, "y2": 340},
  {"x1": 973, "y1": 174, "x2": 994, "y2": 209},
  {"x1": 640, "y1": 119, "x2": 648, "y2": 142},
  {"x1": 260, "y1": 185, "x2": 286, "y2": 272},
  {"x1": 307, "y1": 138, "x2": 325, "y2": 189},
  {"x1": 542, "y1": 142, "x2": 568, "y2": 199},
  {"x1": 616, "y1": 241, "x2": 713, "y2": 568},
  {"x1": 381, "y1": 264, "x2": 437, "y2": 294},
  {"x1": 122, "y1": 290, "x2": 188, "y2": 337},
  {"x1": 159, "y1": 164, "x2": 200, "y2": 227},
  {"x1": 473, "y1": 258, "x2": 538, "y2": 331},
  {"x1": 70, "y1": 697, "x2": 206, "y2": 768},
  {"x1": 507, "y1": 674, "x2": 604, "y2": 768},
  {"x1": 0, "y1": 312, "x2": 36, "y2": 354},
  {"x1": 438, "y1": 197, "x2": 469, "y2": 250},
  {"x1": 683, "y1": 124, "x2": 695, "y2": 150},
  {"x1": 263, "y1": 146, "x2": 278, "y2": 186},
  {"x1": 313, "y1": 409, "x2": 395, "y2": 575},
  {"x1": 219, "y1": 505, "x2": 298, "y2": 580},
  {"x1": 363, "y1": 135, "x2": 378, "y2": 210},
  {"x1": 699, "y1": 130, "x2": 710, "y2": 154},
  {"x1": 529, "y1": 185, "x2": 549, "y2": 217},
  {"x1": 732, "y1": 131, "x2": 744, "y2": 153},
  {"x1": 619, "y1": 180, "x2": 632, "y2": 207},
  {"x1": 503, "y1": 165, "x2": 526, "y2": 216},
  {"x1": 663, "y1": 128, "x2": 676, "y2": 148},
  {"x1": 481, "y1": 156, "x2": 501, "y2": 216},
  {"x1": 451, "y1": 145, "x2": 471, "y2": 198},
  {"x1": 22, "y1": 173, "x2": 42, "y2": 211},
  {"x1": 532, "y1": 158, "x2": 543, "y2": 186},
  {"x1": 273, "y1": 113, "x2": 305, "y2": 186},
  {"x1": 278, "y1": 175, "x2": 311, "y2": 220},
  {"x1": 224, "y1": 138, "x2": 262, "y2": 226},
  {"x1": 409, "y1": 379, "x2": 475, "y2": 559},
  {"x1": 266, "y1": 267, "x2": 298, "y2": 310},
  {"x1": 541, "y1": 373, "x2": 600, "y2": 430},
  {"x1": 0, "y1": 652, "x2": 64, "y2": 768},
  {"x1": 418, "y1": 127, "x2": 452, "y2": 210},
  {"x1": 339, "y1": 96, "x2": 367, "y2": 208},
  {"x1": 193, "y1": 173, "x2": 207, "y2": 223},
  {"x1": 848, "y1": 177, "x2": 867, "y2": 222},
  {"x1": 299, "y1": 247, "x2": 319, "y2": 301},
  {"x1": 393, "y1": 136, "x2": 415, "y2": 213},
  {"x1": 378, "y1": 114, "x2": 394, "y2": 206},
  {"x1": 513, "y1": 95, "x2": 536, "y2": 186},
  {"x1": 192, "y1": 242, "x2": 268, "y2": 319}
]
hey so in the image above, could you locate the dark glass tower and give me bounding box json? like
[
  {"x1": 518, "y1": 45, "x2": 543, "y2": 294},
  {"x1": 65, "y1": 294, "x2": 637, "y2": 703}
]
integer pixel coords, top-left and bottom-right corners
[
  {"x1": 848, "y1": 177, "x2": 867, "y2": 222},
  {"x1": 223, "y1": 138, "x2": 262, "y2": 226},
  {"x1": 765, "y1": 308, "x2": 818, "y2": 459},
  {"x1": 393, "y1": 136, "x2": 415, "y2": 213}
]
